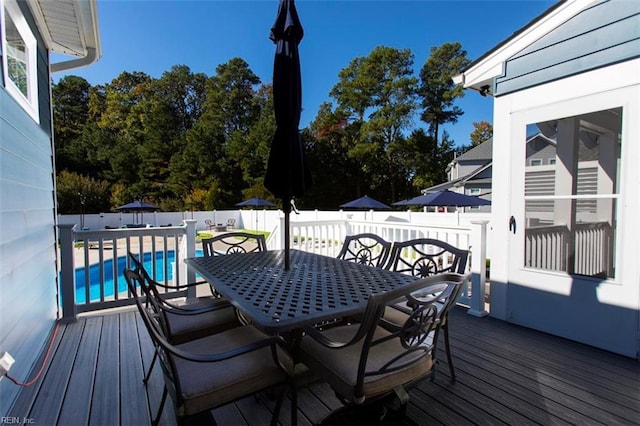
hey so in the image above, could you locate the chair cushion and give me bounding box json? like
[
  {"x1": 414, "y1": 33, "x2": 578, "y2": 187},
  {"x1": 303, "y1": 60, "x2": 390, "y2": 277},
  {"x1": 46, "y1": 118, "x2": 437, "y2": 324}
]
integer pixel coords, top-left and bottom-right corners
[
  {"x1": 298, "y1": 324, "x2": 434, "y2": 403},
  {"x1": 166, "y1": 305, "x2": 240, "y2": 344},
  {"x1": 172, "y1": 325, "x2": 294, "y2": 416},
  {"x1": 179, "y1": 296, "x2": 231, "y2": 310}
]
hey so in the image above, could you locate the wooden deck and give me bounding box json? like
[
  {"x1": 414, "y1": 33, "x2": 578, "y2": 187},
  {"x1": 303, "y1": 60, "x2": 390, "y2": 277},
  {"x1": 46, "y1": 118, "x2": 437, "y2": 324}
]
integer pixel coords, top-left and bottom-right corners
[{"x1": 9, "y1": 306, "x2": 640, "y2": 425}]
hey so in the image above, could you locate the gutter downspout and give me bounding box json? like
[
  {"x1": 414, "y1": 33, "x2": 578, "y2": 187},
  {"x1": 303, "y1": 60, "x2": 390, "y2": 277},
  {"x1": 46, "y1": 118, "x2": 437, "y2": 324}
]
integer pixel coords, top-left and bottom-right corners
[{"x1": 51, "y1": 47, "x2": 99, "y2": 72}]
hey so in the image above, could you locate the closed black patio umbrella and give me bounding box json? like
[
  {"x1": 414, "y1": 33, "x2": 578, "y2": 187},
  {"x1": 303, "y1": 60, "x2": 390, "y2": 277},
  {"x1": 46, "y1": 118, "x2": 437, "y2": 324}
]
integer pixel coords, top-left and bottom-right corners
[{"x1": 264, "y1": 0, "x2": 312, "y2": 270}]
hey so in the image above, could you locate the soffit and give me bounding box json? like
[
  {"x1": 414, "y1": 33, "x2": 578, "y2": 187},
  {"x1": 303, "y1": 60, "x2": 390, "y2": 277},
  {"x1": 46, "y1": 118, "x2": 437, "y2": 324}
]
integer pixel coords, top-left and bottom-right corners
[{"x1": 27, "y1": 0, "x2": 101, "y2": 71}]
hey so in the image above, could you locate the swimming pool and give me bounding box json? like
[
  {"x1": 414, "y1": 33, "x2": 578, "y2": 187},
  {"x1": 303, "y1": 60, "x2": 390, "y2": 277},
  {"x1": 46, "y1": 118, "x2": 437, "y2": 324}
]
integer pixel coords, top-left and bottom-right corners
[{"x1": 74, "y1": 250, "x2": 201, "y2": 303}]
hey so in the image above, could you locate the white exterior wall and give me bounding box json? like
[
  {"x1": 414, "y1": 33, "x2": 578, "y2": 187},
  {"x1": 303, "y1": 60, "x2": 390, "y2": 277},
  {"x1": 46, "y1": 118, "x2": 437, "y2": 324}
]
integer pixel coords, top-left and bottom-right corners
[{"x1": 490, "y1": 59, "x2": 640, "y2": 356}]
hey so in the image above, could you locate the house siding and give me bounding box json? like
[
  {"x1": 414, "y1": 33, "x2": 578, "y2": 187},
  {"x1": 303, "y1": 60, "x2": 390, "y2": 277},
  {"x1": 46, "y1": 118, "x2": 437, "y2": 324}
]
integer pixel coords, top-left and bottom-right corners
[
  {"x1": 495, "y1": 0, "x2": 640, "y2": 96},
  {"x1": 0, "y1": 3, "x2": 57, "y2": 415}
]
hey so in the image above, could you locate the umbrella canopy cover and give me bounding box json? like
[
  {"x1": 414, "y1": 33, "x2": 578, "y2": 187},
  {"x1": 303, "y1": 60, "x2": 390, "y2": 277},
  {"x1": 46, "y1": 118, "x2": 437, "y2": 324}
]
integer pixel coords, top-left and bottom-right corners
[
  {"x1": 264, "y1": 0, "x2": 312, "y2": 201},
  {"x1": 116, "y1": 200, "x2": 160, "y2": 212},
  {"x1": 235, "y1": 197, "x2": 277, "y2": 208},
  {"x1": 393, "y1": 190, "x2": 491, "y2": 207},
  {"x1": 340, "y1": 195, "x2": 390, "y2": 210}
]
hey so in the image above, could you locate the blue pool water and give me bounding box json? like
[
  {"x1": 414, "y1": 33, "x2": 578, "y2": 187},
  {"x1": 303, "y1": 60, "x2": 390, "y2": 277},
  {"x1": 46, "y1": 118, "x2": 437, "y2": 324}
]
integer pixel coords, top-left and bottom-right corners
[{"x1": 74, "y1": 250, "x2": 201, "y2": 303}]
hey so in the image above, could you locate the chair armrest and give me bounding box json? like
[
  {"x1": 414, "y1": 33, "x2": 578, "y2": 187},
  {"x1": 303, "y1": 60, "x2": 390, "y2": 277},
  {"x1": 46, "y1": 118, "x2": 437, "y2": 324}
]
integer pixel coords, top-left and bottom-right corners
[
  {"x1": 158, "y1": 299, "x2": 230, "y2": 316},
  {"x1": 153, "y1": 279, "x2": 207, "y2": 290}
]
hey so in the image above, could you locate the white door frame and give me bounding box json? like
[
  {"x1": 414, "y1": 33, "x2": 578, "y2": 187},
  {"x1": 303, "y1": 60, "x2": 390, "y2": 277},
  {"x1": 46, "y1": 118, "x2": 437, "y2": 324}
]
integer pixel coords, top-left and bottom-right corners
[{"x1": 490, "y1": 61, "x2": 640, "y2": 357}]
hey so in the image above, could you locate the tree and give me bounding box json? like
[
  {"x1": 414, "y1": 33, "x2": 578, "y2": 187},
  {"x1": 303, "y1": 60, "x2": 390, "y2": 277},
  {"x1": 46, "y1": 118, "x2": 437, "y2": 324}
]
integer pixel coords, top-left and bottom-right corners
[
  {"x1": 304, "y1": 103, "x2": 358, "y2": 208},
  {"x1": 418, "y1": 42, "x2": 470, "y2": 145},
  {"x1": 52, "y1": 76, "x2": 91, "y2": 173},
  {"x1": 330, "y1": 46, "x2": 417, "y2": 200},
  {"x1": 469, "y1": 120, "x2": 493, "y2": 147},
  {"x1": 56, "y1": 170, "x2": 111, "y2": 214}
]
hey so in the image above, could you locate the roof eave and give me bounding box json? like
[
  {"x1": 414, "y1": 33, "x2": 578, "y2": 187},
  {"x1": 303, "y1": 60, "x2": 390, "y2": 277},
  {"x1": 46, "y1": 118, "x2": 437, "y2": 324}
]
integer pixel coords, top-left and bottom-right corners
[
  {"x1": 453, "y1": 0, "x2": 597, "y2": 94},
  {"x1": 28, "y1": 0, "x2": 102, "y2": 73}
]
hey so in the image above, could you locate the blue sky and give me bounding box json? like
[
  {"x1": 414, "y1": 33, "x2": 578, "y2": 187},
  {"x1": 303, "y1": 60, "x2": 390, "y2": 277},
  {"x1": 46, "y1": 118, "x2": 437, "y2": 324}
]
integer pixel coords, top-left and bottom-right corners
[{"x1": 54, "y1": 0, "x2": 556, "y2": 146}]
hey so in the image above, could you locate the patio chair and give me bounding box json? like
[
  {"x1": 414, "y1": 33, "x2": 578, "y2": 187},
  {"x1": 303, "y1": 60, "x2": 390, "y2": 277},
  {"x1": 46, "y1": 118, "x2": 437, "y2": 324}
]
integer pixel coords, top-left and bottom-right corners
[
  {"x1": 295, "y1": 273, "x2": 467, "y2": 422},
  {"x1": 336, "y1": 233, "x2": 392, "y2": 268},
  {"x1": 227, "y1": 218, "x2": 236, "y2": 229},
  {"x1": 124, "y1": 269, "x2": 297, "y2": 426},
  {"x1": 204, "y1": 219, "x2": 215, "y2": 230},
  {"x1": 201, "y1": 231, "x2": 267, "y2": 256},
  {"x1": 128, "y1": 252, "x2": 240, "y2": 382},
  {"x1": 128, "y1": 251, "x2": 228, "y2": 309},
  {"x1": 386, "y1": 238, "x2": 469, "y2": 380}
]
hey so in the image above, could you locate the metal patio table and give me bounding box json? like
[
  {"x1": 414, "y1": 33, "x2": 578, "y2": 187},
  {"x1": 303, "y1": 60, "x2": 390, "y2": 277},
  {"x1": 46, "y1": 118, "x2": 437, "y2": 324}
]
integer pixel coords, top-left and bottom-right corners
[{"x1": 185, "y1": 249, "x2": 417, "y2": 334}]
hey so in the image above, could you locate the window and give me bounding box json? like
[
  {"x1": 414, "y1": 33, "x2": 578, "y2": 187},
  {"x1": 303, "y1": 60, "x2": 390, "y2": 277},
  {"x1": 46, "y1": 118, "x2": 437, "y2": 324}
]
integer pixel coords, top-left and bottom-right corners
[
  {"x1": 530, "y1": 159, "x2": 543, "y2": 166},
  {"x1": 1, "y1": 0, "x2": 38, "y2": 122},
  {"x1": 524, "y1": 107, "x2": 621, "y2": 278},
  {"x1": 468, "y1": 188, "x2": 481, "y2": 210}
]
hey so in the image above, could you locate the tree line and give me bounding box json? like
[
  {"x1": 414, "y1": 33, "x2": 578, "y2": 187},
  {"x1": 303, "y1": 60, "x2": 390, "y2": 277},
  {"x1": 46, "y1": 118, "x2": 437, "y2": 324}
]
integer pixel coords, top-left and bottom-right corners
[{"x1": 53, "y1": 42, "x2": 492, "y2": 214}]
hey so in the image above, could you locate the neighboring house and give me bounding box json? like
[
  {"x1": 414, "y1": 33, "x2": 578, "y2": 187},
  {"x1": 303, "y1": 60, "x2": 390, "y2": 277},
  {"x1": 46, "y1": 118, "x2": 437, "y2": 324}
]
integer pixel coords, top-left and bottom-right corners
[
  {"x1": 438, "y1": 138, "x2": 493, "y2": 212},
  {"x1": 454, "y1": 0, "x2": 639, "y2": 358},
  {"x1": 0, "y1": 0, "x2": 100, "y2": 413},
  {"x1": 432, "y1": 133, "x2": 559, "y2": 213}
]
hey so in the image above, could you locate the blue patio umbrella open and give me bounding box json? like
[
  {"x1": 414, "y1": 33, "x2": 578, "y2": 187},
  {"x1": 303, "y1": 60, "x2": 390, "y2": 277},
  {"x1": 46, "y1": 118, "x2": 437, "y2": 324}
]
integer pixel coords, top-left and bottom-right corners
[
  {"x1": 392, "y1": 190, "x2": 491, "y2": 207},
  {"x1": 116, "y1": 200, "x2": 159, "y2": 224},
  {"x1": 264, "y1": 0, "x2": 312, "y2": 270},
  {"x1": 340, "y1": 195, "x2": 390, "y2": 210},
  {"x1": 236, "y1": 197, "x2": 276, "y2": 230},
  {"x1": 235, "y1": 197, "x2": 277, "y2": 208}
]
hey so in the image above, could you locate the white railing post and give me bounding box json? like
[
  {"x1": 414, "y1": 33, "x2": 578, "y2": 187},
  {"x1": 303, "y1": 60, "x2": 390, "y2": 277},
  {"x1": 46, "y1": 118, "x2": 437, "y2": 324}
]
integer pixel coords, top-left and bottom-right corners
[
  {"x1": 468, "y1": 220, "x2": 489, "y2": 317},
  {"x1": 58, "y1": 224, "x2": 77, "y2": 322},
  {"x1": 278, "y1": 214, "x2": 286, "y2": 250},
  {"x1": 182, "y1": 220, "x2": 197, "y2": 298}
]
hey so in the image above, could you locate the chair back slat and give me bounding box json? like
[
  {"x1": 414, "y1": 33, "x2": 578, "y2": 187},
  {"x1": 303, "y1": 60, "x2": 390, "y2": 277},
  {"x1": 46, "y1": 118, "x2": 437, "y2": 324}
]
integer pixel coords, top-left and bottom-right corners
[
  {"x1": 387, "y1": 238, "x2": 469, "y2": 277},
  {"x1": 201, "y1": 232, "x2": 267, "y2": 256},
  {"x1": 336, "y1": 233, "x2": 392, "y2": 268}
]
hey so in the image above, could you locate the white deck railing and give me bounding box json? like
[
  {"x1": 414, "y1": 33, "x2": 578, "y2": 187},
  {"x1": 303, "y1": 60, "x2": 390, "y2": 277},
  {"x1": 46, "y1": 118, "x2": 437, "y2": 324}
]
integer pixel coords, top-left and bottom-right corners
[
  {"x1": 59, "y1": 217, "x2": 488, "y2": 320},
  {"x1": 525, "y1": 221, "x2": 613, "y2": 277},
  {"x1": 57, "y1": 220, "x2": 198, "y2": 319}
]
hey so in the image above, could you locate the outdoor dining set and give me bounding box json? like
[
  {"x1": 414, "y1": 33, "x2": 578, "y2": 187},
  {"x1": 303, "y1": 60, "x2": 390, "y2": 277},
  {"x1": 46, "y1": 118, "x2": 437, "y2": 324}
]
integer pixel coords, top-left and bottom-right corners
[{"x1": 123, "y1": 232, "x2": 470, "y2": 425}]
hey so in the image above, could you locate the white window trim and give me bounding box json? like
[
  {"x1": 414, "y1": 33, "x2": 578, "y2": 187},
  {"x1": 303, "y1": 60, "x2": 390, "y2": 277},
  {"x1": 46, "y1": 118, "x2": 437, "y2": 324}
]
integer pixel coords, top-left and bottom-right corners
[{"x1": 1, "y1": 0, "x2": 39, "y2": 123}]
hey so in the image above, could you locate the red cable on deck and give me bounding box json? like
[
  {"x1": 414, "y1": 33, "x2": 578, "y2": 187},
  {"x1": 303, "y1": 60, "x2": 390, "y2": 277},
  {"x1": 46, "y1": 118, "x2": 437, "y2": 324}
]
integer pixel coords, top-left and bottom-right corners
[{"x1": 5, "y1": 321, "x2": 61, "y2": 387}]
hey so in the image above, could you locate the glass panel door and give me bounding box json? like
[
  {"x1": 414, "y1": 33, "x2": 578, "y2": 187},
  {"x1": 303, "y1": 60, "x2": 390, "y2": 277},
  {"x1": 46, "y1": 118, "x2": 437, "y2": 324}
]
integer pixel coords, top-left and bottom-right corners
[{"x1": 523, "y1": 108, "x2": 621, "y2": 279}]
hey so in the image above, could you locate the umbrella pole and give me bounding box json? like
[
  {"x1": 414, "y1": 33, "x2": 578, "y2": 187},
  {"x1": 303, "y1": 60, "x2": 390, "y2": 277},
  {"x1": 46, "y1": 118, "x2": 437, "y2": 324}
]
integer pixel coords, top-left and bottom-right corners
[{"x1": 283, "y1": 199, "x2": 291, "y2": 270}]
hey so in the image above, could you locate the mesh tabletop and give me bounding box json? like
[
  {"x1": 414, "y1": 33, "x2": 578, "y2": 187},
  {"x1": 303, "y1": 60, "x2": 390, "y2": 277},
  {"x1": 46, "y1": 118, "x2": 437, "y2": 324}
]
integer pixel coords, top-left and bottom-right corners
[{"x1": 186, "y1": 249, "x2": 416, "y2": 333}]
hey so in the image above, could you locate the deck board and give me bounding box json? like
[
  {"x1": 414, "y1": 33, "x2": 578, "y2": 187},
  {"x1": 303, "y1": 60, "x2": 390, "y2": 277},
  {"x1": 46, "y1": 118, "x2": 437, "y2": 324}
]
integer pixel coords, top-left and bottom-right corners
[
  {"x1": 450, "y1": 321, "x2": 639, "y2": 424},
  {"x1": 9, "y1": 306, "x2": 640, "y2": 426},
  {"x1": 89, "y1": 313, "x2": 120, "y2": 425},
  {"x1": 28, "y1": 319, "x2": 83, "y2": 423},
  {"x1": 58, "y1": 316, "x2": 102, "y2": 425},
  {"x1": 120, "y1": 310, "x2": 151, "y2": 425}
]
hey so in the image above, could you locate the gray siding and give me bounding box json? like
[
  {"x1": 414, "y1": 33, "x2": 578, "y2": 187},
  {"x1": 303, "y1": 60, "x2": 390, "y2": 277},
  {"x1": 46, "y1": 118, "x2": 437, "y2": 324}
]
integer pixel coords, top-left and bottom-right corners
[
  {"x1": 496, "y1": 0, "x2": 640, "y2": 95},
  {"x1": 0, "y1": 5, "x2": 57, "y2": 414}
]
